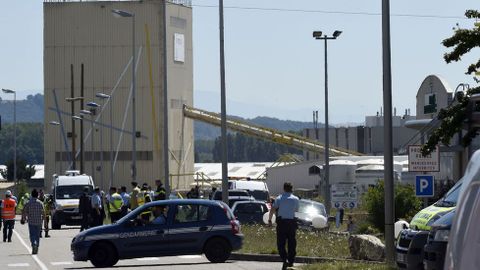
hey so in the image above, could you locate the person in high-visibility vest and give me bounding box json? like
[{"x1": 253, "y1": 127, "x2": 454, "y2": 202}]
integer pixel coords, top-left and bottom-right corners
[
  {"x1": 140, "y1": 185, "x2": 152, "y2": 221},
  {"x1": 2, "y1": 190, "x2": 17, "y2": 243},
  {"x1": 42, "y1": 195, "x2": 54, "y2": 238},
  {"x1": 17, "y1": 193, "x2": 30, "y2": 214},
  {"x1": 107, "y1": 187, "x2": 124, "y2": 224},
  {"x1": 129, "y1": 182, "x2": 141, "y2": 210}
]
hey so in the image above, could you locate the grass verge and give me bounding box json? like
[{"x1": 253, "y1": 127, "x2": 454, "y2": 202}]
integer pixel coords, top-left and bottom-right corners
[{"x1": 240, "y1": 224, "x2": 350, "y2": 258}]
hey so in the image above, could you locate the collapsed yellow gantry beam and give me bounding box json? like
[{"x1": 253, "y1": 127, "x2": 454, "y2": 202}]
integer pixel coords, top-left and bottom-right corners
[{"x1": 183, "y1": 105, "x2": 362, "y2": 157}]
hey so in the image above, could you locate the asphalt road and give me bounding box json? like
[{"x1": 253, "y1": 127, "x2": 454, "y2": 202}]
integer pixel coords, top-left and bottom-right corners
[{"x1": 1, "y1": 216, "x2": 282, "y2": 270}]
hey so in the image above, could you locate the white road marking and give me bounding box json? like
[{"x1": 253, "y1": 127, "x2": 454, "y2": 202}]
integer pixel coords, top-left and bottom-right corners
[
  {"x1": 50, "y1": 262, "x2": 73, "y2": 266},
  {"x1": 13, "y1": 230, "x2": 49, "y2": 270},
  {"x1": 136, "y1": 257, "x2": 160, "y2": 261},
  {"x1": 7, "y1": 263, "x2": 30, "y2": 267},
  {"x1": 177, "y1": 255, "x2": 203, "y2": 259}
]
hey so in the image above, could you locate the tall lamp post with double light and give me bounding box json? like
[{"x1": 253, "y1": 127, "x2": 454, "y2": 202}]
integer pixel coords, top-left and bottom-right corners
[
  {"x1": 49, "y1": 121, "x2": 62, "y2": 173},
  {"x1": 86, "y1": 101, "x2": 101, "y2": 179},
  {"x1": 111, "y1": 9, "x2": 136, "y2": 182},
  {"x1": 2, "y1": 88, "x2": 17, "y2": 184},
  {"x1": 312, "y1": 30, "x2": 342, "y2": 215},
  {"x1": 95, "y1": 93, "x2": 113, "y2": 187},
  {"x1": 80, "y1": 109, "x2": 95, "y2": 179}
]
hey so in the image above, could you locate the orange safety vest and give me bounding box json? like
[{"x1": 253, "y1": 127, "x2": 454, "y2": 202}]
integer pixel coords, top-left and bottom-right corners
[{"x1": 1, "y1": 198, "x2": 16, "y2": 220}]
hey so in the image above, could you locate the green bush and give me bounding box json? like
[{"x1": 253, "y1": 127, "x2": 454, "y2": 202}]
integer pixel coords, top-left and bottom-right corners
[{"x1": 362, "y1": 181, "x2": 422, "y2": 233}]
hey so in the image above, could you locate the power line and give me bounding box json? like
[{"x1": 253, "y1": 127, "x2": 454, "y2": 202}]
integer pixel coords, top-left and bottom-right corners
[{"x1": 189, "y1": 4, "x2": 467, "y2": 20}]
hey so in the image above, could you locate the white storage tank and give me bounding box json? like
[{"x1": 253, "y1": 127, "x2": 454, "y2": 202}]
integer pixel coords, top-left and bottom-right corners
[{"x1": 329, "y1": 160, "x2": 357, "y2": 184}]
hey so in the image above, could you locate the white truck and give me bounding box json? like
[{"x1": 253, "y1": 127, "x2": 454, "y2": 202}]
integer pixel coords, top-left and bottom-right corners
[
  {"x1": 51, "y1": 171, "x2": 94, "y2": 229},
  {"x1": 228, "y1": 180, "x2": 270, "y2": 202}
]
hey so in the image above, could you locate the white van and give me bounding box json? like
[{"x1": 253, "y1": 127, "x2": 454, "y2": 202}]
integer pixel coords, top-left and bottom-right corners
[
  {"x1": 228, "y1": 180, "x2": 270, "y2": 202},
  {"x1": 51, "y1": 170, "x2": 94, "y2": 229}
]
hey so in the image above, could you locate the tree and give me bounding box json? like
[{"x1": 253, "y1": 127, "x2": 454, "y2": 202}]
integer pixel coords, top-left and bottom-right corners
[
  {"x1": 362, "y1": 181, "x2": 422, "y2": 233},
  {"x1": 422, "y1": 10, "x2": 480, "y2": 155}
]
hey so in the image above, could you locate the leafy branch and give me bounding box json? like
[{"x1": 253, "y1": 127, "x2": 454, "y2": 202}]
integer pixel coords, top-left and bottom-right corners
[{"x1": 421, "y1": 10, "x2": 480, "y2": 155}]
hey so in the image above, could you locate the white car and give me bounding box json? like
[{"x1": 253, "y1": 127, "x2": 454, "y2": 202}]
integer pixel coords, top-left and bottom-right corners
[{"x1": 294, "y1": 199, "x2": 328, "y2": 230}]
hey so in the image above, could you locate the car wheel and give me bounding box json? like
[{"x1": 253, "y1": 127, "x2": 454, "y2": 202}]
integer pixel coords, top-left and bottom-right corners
[
  {"x1": 89, "y1": 242, "x2": 118, "y2": 268},
  {"x1": 204, "y1": 237, "x2": 231, "y2": 263}
]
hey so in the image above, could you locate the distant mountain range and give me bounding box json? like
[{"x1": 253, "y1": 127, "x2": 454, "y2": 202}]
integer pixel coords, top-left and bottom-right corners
[{"x1": 0, "y1": 93, "x2": 318, "y2": 139}]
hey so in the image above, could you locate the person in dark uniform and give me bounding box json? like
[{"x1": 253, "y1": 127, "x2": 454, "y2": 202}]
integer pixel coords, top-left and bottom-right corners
[
  {"x1": 79, "y1": 187, "x2": 91, "y2": 232},
  {"x1": 268, "y1": 182, "x2": 299, "y2": 270},
  {"x1": 154, "y1": 180, "x2": 166, "y2": 201}
]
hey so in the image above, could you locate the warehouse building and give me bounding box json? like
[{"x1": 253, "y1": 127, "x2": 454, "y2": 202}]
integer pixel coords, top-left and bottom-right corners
[{"x1": 43, "y1": 0, "x2": 194, "y2": 191}]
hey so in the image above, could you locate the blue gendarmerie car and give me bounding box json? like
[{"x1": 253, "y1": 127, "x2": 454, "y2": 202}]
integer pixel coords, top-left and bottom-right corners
[{"x1": 71, "y1": 199, "x2": 243, "y2": 267}]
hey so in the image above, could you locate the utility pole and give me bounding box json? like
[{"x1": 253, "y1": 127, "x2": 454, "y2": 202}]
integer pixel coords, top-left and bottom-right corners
[
  {"x1": 70, "y1": 64, "x2": 76, "y2": 170},
  {"x1": 80, "y1": 63, "x2": 85, "y2": 174},
  {"x1": 219, "y1": 0, "x2": 229, "y2": 204},
  {"x1": 382, "y1": 0, "x2": 395, "y2": 264}
]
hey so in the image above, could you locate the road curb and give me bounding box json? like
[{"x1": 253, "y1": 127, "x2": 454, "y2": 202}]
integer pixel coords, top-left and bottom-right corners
[{"x1": 230, "y1": 253, "x2": 384, "y2": 264}]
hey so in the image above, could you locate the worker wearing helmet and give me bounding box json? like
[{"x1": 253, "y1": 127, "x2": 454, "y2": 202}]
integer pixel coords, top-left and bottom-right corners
[{"x1": 2, "y1": 190, "x2": 17, "y2": 242}]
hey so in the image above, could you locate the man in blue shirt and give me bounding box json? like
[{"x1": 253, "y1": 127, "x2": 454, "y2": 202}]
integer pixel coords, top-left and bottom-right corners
[
  {"x1": 268, "y1": 182, "x2": 299, "y2": 270},
  {"x1": 151, "y1": 205, "x2": 168, "y2": 225}
]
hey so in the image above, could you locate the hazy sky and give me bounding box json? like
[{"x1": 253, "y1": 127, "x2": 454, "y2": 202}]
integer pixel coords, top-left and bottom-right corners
[{"x1": 1, "y1": 0, "x2": 478, "y2": 123}]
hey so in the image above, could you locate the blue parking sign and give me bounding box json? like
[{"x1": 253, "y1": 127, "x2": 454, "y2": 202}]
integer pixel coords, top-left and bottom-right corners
[{"x1": 415, "y1": 175, "x2": 434, "y2": 197}]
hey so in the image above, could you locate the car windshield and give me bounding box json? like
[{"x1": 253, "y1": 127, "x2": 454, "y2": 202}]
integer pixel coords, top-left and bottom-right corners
[
  {"x1": 56, "y1": 185, "x2": 92, "y2": 199},
  {"x1": 435, "y1": 180, "x2": 462, "y2": 207},
  {"x1": 297, "y1": 201, "x2": 326, "y2": 217}
]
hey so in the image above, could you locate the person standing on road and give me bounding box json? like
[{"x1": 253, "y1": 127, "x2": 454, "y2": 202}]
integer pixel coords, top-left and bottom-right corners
[
  {"x1": 91, "y1": 187, "x2": 103, "y2": 227},
  {"x1": 42, "y1": 194, "x2": 54, "y2": 238},
  {"x1": 21, "y1": 189, "x2": 45, "y2": 254},
  {"x1": 2, "y1": 190, "x2": 17, "y2": 243},
  {"x1": 268, "y1": 182, "x2": 299, "y2": 270},
  {"x1": 154, "y1": 180, "x2": 166, "y2": 201},
  {"x1": 107, "y1": 187, "x2": 123, "y2": 224},
  {"x1": 79, "y1": 187, "x2": 92, "y2": 231},
  {"x1": 130, "y1": 182, "x2": 141, "y2": 210},
  {"x1": 119, "y1": 186, "x2": 131, "y2": 217}
]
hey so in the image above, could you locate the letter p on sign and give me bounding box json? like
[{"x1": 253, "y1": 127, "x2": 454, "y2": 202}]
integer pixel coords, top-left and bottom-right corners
[{"x1": 415, "y1": 175, "x2": 434, "y2": 197}]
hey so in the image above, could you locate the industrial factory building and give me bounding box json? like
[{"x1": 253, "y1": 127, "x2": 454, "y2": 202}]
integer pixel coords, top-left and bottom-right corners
[{"x1": 43, "y1": 0, "x2": 194, "y2": 191}]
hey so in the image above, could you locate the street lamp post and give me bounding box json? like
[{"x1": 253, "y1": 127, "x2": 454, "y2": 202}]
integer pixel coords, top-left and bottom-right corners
[
  {"x1": 2, "y1": 88, "x2": 17, "y2": 184},
  {"x1": 49, "y1": 121, "x2": 62, "y2": 173},
  {"x1": 312, "y1": 30, "x2": 342, "y2": 215},
  {"x1": 80, "y1": 109, "x2": 95, "y2": 179},
  {"x1": 86, "y1": 101, "x2": 101, "y2": 181},
  {"x1": 72, "y1": 114, "x2": 84, "y2": 165},
  {"x1": 96, "y1": 93, "x2": 113, "y2": 187},
  {"x1": 112, "y1": 9, "x2": 136, "y2": 182}
]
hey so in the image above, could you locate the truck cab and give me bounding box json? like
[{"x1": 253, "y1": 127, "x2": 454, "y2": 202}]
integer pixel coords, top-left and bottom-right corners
[{"x1": 52, "y1": 171, "x2": 94, "y2": 229}]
